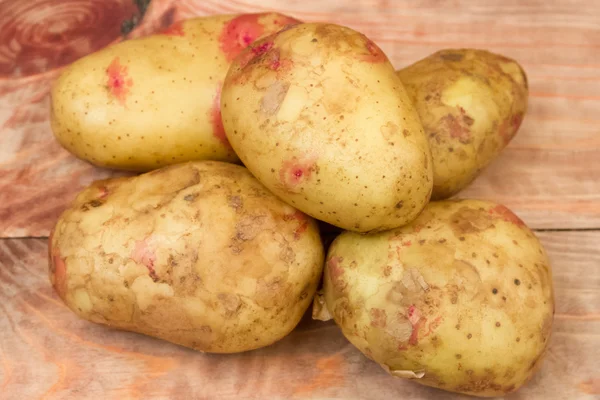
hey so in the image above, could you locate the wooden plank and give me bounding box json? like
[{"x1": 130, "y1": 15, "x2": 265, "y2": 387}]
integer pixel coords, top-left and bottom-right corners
[
  {"x1": 1, "y1": 0, "x2": 599, "y2": 237},
  {"x1": 0, "y1": 232, "x2": 598, "y2": 399}
]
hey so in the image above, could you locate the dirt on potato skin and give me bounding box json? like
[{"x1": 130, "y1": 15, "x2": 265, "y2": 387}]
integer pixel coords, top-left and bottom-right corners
[
  {"x1": 397, "y1": 49, "x2": 529, "y2": 200},
  {"x1": 323, "y1": 199, "x2": 554, "y2": 397},
  {"x1": 221, "y1": 23, "x2": 433, "y2": 233},
  {"x1": 49, "y1": 161, "x2": 324, "y2": 353}
]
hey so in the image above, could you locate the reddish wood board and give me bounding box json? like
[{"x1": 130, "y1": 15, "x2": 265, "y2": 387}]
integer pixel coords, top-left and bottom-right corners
[{"x1": 0, "y1": 0, "x2": 598, "y2": 398}]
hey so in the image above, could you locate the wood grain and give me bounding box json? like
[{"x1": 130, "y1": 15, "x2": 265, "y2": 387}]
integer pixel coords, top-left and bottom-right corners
[
  {"x1": 0, "y1": 232, "x2": 597, "y2": 399},
  {"x1": 1, "y1": 0, "x2": 599, "y2": 237}
]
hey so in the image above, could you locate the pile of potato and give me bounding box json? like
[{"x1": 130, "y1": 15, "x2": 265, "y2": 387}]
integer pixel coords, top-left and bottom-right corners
[{"x1": 48, "y1": 12, "x2": 554, "y2": 397}]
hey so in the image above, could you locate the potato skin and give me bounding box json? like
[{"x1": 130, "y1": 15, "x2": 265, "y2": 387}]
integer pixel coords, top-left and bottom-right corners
[
  {"x1": 323, "y1": 200, "x2": 554, "y2": 396},
  {"x1": 50, "y1": 13, "x2": 300, "y2": 171},
  {"x1": 397, "y1": 49, "x2": 528, "y2": 200},
  {"x1": 221, "y1": 23, "x2": 433, "y2": 233},
  {"x1": 48, "y1": 161, "x2": 324, "y2": 353}
]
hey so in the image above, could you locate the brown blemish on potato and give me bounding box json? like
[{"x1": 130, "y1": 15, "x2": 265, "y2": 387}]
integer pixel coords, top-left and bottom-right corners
[
  {"x1": 442, "y1": 109, "x2": 472, "y2": 144},
  {"x1": 228, "y1": 195, "x2": 243, "y2": 212},
  {"x1": 257, "y1": 278, "x2": 291, "y2": 309},
  {"x1": 448, "y1": 287, "x2": 459, "y2": 304},
  {"x1": 217, "y1": 293, "x2": 242, "y2": 317},
  {"x1": 440, "y1": 52, "x2": 465, "y2": 62},
  {"x1": 455, "y1": 369, "x2": 502, "y2": 395},
  {"x1": 380, "y1": 122, "x2": 400, "y2": 144},
  {"x1": 383, "y1": 265, "x2": 392, "y2": 277},
  {"x1": 370, "y1": 308, "x2": 387, "y2": 328},
  {"x1": 327, "y1": 256, "x2": 346, "y2": 293},
  {"x1": 184, "y1": 193, "x2": 198, "y2": 202},
  {"x1": 450, "y1": 206, "x2": 494, "y2": 234},
  {"x1": 278, "y1": 243, "x2": 296, "y2": 264},
  {"x1": 235, "y1": 215, "x2": 267, "y2": 241},
  {"x1": 261, "y1": 81, "x2": 290, "y2": 116},
  {"x1": 489, "y1": 205, "x2": 525, "y2": 227},
  {"x1": 80, "y1": 198, "x2": 104, "y2": 211}
]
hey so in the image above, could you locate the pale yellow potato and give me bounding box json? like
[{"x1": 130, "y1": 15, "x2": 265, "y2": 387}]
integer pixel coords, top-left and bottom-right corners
[
  {"x1": 322, "y1": 199, "x2": 554, "y2": 396},
  {"x1": 221, "y1": 23, "x2": 433, "y2": 233},
  {"x1": 49, "y1": 161, "x2": 324, "y2": 353},
  {"x1": 397, "y1": 49, "x2": 528, "y2": 200},
  {"x1": 50, "y1": 13, "x2": 300, "y2": 171}
]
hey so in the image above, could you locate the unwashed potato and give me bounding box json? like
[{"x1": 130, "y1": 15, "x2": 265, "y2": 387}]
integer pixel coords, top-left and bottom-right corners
[
  {"x1": 48, "y1": 161, "x2": 324, "y2": 353},
  {"x1": 50, "y1": 13, "x2": 300, "y2": 171},
  {"x1": 322, "y1": 199, "x2": 554, "y2": 397},
  {"x1": 221, "y1": 23, "x2": 433, "y2": 233},
  {"x1": 397, "y1": 49, "x2": 528, "y2": 200}
]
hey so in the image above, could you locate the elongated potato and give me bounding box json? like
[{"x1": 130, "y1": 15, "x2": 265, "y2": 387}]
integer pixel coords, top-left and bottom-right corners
[
  {"x1": 50, "y1": 13, "x2": 300, "y2": 171},
  {"x1": 397, "y1": 49, "x2": 528, "y2": 199},
  {"x1": 221, "y1": 23, "x2": 433, "y2": 233},
  {"x1": 48, "y1": 161, "x2": 324, "y2": 353},
  {"x1": 322, "y1": 199, "x2": 554, "y2": 396}
]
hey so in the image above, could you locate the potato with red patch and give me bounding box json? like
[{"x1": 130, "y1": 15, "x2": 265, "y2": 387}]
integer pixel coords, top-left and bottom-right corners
[
  {"x1": 397, "y1": 49, "x2": 528, "y2": 199},
  {"x1": 50, "y1": 13, "x2": 300, "y2": 171},
  {"x1": 321, "y1": 199, "x2": 554, "y2": 396},
  {"x1": 221, "y1": 23, "x2": 432, "y2": 233},
  {"x1": 48, "y1": 161, "x2": 324, "y2": 353}
]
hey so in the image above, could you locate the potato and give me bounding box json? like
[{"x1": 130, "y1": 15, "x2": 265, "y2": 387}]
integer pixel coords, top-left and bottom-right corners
[
  {"x1": 221, "y1": 23, "x2": 433, "y2": 233},
  {"x1": 397, "y1": 49, "x2": 528, "y2": 200},
  {"x1": 50, "y1": 13, "x2": 300, "y2": 171},
  {"x1": 48, "y1": 161, "x2": 324, "y2": 353},
  {"x1": 322, "y1": 199, "x2": 554, "y2": 396}
]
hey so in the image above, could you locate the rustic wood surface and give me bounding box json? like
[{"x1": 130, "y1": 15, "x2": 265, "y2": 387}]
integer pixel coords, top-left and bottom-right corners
[
  {"x1": 0, "y1": 0, "x2": 598, "y2": 399},
  {"x1": 0, "y1": 233, "x2": 598, "y2": 399}
]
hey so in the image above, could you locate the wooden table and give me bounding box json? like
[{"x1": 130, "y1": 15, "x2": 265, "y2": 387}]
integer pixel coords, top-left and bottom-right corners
[{"x1": 1, "y1": 0, "x2": 598, "y2": 398}]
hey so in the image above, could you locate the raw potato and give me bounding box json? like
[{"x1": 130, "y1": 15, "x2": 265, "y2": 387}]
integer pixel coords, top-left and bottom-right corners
[
  {"x1": 322, "y1": 200, "x2": 554, "y2": 397},
  {"x1": 48, "y1": 161, "x2": 324, "y2": 353},
  {"x1": 397, "y1": 49, "x2": 528, "y2": 200},
  {"x1": 50, "y1": 13, "x2": 300, "y2": 171},
  {"x1": 221, "y1": 23, "x2": 433, "y2": 233}
]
